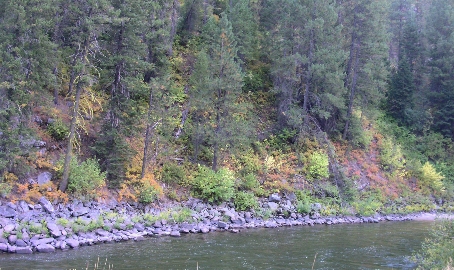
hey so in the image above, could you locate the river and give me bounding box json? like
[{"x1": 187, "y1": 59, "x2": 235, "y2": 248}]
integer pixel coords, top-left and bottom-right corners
[{"x1": 0, "y1": 220, "x2": 435, "y2": 269}]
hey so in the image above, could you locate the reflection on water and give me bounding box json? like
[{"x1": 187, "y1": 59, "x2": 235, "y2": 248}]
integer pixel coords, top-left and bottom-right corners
[{"x1": 0, "y1": 221, "x2": 435, "y2": 270}]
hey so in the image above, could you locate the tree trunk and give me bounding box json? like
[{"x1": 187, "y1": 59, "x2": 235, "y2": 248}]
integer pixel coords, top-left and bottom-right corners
[
  {"x1": 59, "y1": 77, "x2": 83, "y2": 192},
  {"x1": 343, "y1": 40, "x2": 361, "y2": 140},
  {"x1": 303, "y1": 26, "x2": 315, "y2": 128},
  {"x1": 141, "y1": 88, "x2": 157, "y2": 179}
]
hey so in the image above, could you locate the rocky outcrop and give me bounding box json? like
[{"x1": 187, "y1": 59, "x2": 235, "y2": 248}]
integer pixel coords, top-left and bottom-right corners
[{"x1": 0, "y1": 197, "x2": 440, "y2": 255}]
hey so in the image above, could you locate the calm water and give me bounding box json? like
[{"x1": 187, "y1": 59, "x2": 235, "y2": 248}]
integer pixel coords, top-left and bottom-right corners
[{"x1": 0, "y1": 221, "x2": 435, "y2": 270}]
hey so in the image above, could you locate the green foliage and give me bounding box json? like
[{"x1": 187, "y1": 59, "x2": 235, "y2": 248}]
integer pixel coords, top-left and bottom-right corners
[
  {"x1": 414, "y1": 220, "x2": 454, "y2": 270},
  {"x1": 161, "y1": 163, "x2": 185, "y2": 185},
  {"x1": 57, "y1": 218, "x2": 69, "y2": 227},
  {"x1": 138, "y1": 181, "x2": 160, "y2": 204},
  {"x1": 56, "y1": 157, "x2": 106, "y2": 199},
  {"x1": 307, "y1": 151, "x2": 330, "y2": 180},
  {"x1": 191, "y1": 166, "x2": 235, "y2": 203},
  {"x1": 234, "y1": 191, "x2": 259, "y2": 211},
  {"x1": 352, "y1": 196, "x2": 383, "y2": 216},
  {"x1": 0, "y1": 181, "x2": 13, "y2": 198},
  {"x1": 171, "y1": 207, "x2": 193, "y2": 223},
  {"x1": 47, "y1": 118, "x2": 69, "y2": 141},
  {"x1": 418, "y1": 162, "x2": 445, "y2": 193},
  {"x1": 379, "y1": 136, "x2": 405, "y2": 173},
  {"x1": 266, "y1": 129, "x2": 297, "y2": 152}
]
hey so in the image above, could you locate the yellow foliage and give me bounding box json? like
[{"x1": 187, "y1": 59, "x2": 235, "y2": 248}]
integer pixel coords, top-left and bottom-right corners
[
  {"x1": 419, "y1": 162, "x2": 445, "y2": 193},
  {"x1": 3, "y1": 172, "x2": 18, "y2": 183},
  {"x1": 35, "y1": 158, "x2": 53, "y2": 170},
  {"x1": 16, "y1": 182, "x2": 68, "y2": 204}
]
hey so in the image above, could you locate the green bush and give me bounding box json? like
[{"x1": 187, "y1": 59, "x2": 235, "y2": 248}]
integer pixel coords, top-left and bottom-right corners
[
  {"x1": 234, "y1": 191, "x2": 259, "y2": 211},
  {"x1": 138, "y1": 181, "x2": 160, "y2": 203},
  {"x1": 418, "y1": 162, "x2": 445, "y2": 193},
  {"x1": 307, "y1": 151, "x2": 330, "y2": 180},
  {"x1": 352, "y1": 197, "x2": 383, "y2": 216},
  {"x1": 238, "y1": 173, "x2": 260, "y2": 190},
  {"x1": 47, "y1": 118, "x2": 69, "y2": 141},
  {"x1": 56, "y1": 157, "x2": 106, "y2": 199},
  {"x1": 161, "y1": 163, "x2": 185, "y2": 185},
  {"x1": 296, "y1": 200, "x2": 311, "y2": 214},
  {"x1": 171, "y1": 207, "x2": 193, "y2": 223},
  {"x1": 191, "y1": 165, "x2": 235, "y2": 203},
  {"x1": 0, "y1": 182, "x2": 12, "y2": 197},
  {"x1": 413, "y1": 220, "x2": 454, "y2": 269}
]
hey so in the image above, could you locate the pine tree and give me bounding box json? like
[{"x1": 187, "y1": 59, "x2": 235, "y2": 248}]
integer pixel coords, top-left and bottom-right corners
[
  {"x1": 94, "y1": 0, "x2": 150, "y2": 187},
  {"x1": 342, "y1": 0, "x2": 390, "y2": 140},
  {"x1": 264, "y1": 0, "x2": 347, "y2": 134},
  {"x1": 190, "y1": 14, "x2": 252, "y2": 171},
  {"x1": 386, "y1": 55, "x2": 415, "y2": 124},
  {"x1": 59, "y1": 0, "x2": 112, "y2": 192},
  {"x1": 426, "y1": 0, "x2": 454, "y2": 138}
]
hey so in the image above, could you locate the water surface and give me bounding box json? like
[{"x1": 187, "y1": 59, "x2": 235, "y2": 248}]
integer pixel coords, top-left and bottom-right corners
[{"x1": 0, "y1": 220, "x2": 434, "y2": 269}]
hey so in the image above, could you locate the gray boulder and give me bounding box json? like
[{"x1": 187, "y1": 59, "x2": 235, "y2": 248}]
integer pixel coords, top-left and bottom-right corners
[
  {"x1": 33, "y1": 140, "x2": 46, "y2": 148},
  {"x1": 37, "y1": 172, "x2": 52, "y2": 185},
  {"x1": 170, "y1": 231, "x2": 181, "y2": 237},
  {"x1": 269, "y1": 193, "x2": 281, "y2": 202},
  {"x1": 267, "y1": 202, "x2": 279, "y2": 212},
  {"x1": 39, "y1": 197, "x2": 54, "y2": 213},
  {"x1": 0, "y1": 206, "x2": 16, "y2": 218},
  {"x1": 65, "y1": 239, "x2": 80, "y2": 248},
  {"x1": 15, "y1": 246, "x2": 33, "y2": 254},
  {"x1": 0, "y1": 243, "x2": 7, "y2": 252},
  {"x1": 15, "y1": 239, "x2": 28, "y2": 247},
  {"x1": 4, "y1": 224, "x2": 15, "y2": 233},
  {"x1": 37, "y1": 243, "x2": 55, "y2": 253},
  {"x1": 18, "y1": 201, "x2": 30, "y2": 213}
]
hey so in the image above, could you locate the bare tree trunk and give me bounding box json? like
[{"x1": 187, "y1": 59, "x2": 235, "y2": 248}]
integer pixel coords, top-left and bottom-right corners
[{"x1": 59, "y1": 75, "x2": 84, "y2": 192}]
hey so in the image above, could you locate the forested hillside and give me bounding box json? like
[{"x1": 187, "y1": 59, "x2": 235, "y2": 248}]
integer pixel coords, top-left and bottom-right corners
[{"x1": 1, "y1": 0, "x2": 454, "y2": 214}]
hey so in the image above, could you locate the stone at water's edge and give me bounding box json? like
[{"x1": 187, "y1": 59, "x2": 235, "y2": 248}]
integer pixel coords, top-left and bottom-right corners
[
  {"x1": 15, "y1": 246, "x2": 33, "y2": 254},
  {"x1": 65, "y1": 239, "x2": 79, "y2": 248},
  {"x1": 37, "y1": 244, "x2": 55, "y2": 253}
]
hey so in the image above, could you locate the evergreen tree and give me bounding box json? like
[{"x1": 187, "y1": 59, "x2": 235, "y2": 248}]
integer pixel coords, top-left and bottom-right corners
[
  {"x1": 342, "y1": 0, "x2": 390, "y2": 140},
  {"x1": 0, "y1": 0, "x2": 59, "y2": 178},
  {"x1": 58, "y1": 0, "x2": 113, "y2": 192},
  {"x1": 386, "y1": 55, "x2": 415, "y2": 124},
  {"x1": 94, "y1": 0, "x2": 150, "y2": 187},
  {"x1": 190, "y1": 14, "x2": 252, "y2": 171},
  {"x1": 264, "y1": 0, "x2": 347, "y2": 134},
  {"x1": 426, "y1": 0, "x2": 454, "y2": 138}
]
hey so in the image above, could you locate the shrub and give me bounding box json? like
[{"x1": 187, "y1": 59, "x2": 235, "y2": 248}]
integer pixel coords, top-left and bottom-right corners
[
  {"x1": 191, "y1": 165, "x2": 235, "y2": 203},
  {"x1": 61, "y1": 158, "x2": 106, "y2": 199},
  {"x1": 54, "y1": 157, "x2": 103, "y2": 198},
  {"x1": 234, "y1": 191, "x2": 259, "y2": 211},
  {"x1": 352, "y1": 197, "x2": 383, "y2": 216},
  {"x1": 296, "y1": 200, "x2": 311, "y2": 214},
  {"x1": 171, "y1": 207, "x2": 193, "y2": 223},
  {"x1": 307, "y1": 151, "x2": 329, "y2": 180},
  {"x1": 138, "y1": 180, "x2": 161, "y2": 204},
  {"x1": 47, "y1": 118, "x2": 69, "y2": 141},
  {"x1": 161, "y1": 163, "x2": 186, "y2": 185},
  {"x1": 238, "y1": 173, "x2": 260, "y2": 190},
  {"x1": 418, "y1": 162, "x2": 445, "y2": 193},
  {"x1": 413, "y1": 220, "x2": 454, "y2": 269}
]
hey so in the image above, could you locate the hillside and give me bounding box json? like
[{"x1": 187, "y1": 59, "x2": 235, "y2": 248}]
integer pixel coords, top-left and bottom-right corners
[{"x1": 1, "y1": 0, "x2": 454, "y2": 215}]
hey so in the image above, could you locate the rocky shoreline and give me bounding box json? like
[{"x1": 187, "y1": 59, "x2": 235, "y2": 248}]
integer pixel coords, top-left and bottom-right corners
[{"x1": 0, "y1": 194, "x2": 449, "y2": 255}]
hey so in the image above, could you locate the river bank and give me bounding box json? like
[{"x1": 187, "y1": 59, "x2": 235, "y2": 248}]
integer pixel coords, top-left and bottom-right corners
[{"x1": 0, "y1": 195, "x2": 451, "y2": 254}]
